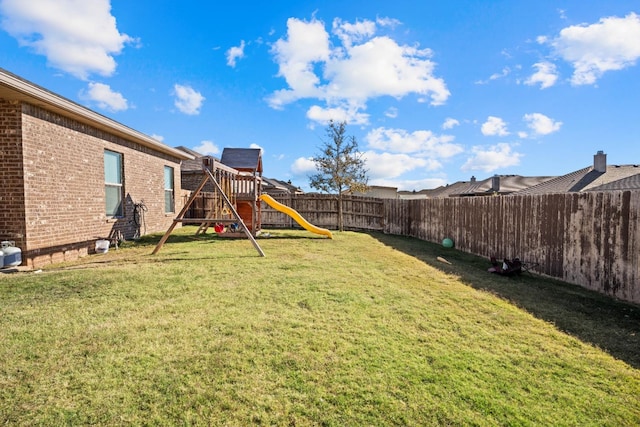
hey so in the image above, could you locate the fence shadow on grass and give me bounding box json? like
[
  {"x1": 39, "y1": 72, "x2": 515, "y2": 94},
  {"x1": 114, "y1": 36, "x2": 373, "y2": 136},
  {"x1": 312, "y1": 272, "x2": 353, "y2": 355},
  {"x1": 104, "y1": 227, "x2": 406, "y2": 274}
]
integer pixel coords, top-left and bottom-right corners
[{"x1": 370, "y1": 232, "x2": 640, "y2": 369}]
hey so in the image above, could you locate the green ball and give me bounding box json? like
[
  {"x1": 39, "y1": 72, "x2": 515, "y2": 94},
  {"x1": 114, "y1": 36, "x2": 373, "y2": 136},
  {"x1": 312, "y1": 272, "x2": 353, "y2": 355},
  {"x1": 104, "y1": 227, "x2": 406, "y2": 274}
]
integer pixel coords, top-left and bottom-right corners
[{"x1": 442, "y1": 238, "x2": 454, "y2": 248}]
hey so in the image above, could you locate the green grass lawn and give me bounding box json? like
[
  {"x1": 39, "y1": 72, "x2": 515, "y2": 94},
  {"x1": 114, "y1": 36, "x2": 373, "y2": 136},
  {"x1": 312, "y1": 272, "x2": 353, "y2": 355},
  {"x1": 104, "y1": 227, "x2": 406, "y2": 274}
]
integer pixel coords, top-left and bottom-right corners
[{"x1": 1, "y1": 227, "x2": 639, "y2": 426}]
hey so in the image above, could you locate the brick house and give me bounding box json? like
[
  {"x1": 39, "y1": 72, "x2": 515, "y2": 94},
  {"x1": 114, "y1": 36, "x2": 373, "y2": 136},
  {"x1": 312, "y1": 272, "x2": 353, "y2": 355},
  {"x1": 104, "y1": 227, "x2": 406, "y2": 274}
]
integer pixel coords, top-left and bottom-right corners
[{"x1": 0, "y1": 69, "x2": 193, "y2": 268}]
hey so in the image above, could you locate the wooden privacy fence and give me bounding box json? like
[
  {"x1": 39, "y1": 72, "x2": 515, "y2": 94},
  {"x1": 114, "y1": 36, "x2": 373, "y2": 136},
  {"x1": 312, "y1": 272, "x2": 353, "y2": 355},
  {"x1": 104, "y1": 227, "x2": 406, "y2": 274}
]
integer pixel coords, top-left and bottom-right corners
[
  {"x1": 259, "y1": 193, "x2": 385, "y2": 231},
  {"x1": 183, "y1": 192, "x2": 385, "y2": 231},
  {"x1": 384, "y1": 191, "x2": 639, "y2": 304},
  {"x1": 185, "y1": 190, "x2": 640, "y2": 304}
]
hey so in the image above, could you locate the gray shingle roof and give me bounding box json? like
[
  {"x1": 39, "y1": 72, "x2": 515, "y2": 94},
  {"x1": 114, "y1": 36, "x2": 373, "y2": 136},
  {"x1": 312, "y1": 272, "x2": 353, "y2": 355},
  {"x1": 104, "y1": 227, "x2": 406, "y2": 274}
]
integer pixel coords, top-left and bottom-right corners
[
  {"x1": 175, "y1": 146, "x2": 219, "y2": 173},
  {"x1": 516, "y1": 165, "x2": 640, "y2": 194},
  {"x1": 586, "y1": 170, "x2": 640, "y2": 191},
  {"x1": 421, "y1": 181, "x2": 470, "y2": 198},
  {"x1": 424, "y1": 175, "x2": 554, "y2": 198},
  {"x1": 261, "y1": 177, "x2": 303, "y2": 194},
  {"x1": 220, "y1": 148, "x2": 262, "y2": 173}
]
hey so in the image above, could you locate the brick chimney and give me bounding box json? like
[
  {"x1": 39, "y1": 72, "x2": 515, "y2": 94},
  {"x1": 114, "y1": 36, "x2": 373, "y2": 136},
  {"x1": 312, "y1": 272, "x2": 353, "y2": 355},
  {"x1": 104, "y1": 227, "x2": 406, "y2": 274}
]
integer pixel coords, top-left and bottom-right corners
[
  {"x1": 491, "y1": 175, "x2": 500, "y2": 192},
  {"x1": 594, "y1": 151, "x2": 606, "y2": 173}
]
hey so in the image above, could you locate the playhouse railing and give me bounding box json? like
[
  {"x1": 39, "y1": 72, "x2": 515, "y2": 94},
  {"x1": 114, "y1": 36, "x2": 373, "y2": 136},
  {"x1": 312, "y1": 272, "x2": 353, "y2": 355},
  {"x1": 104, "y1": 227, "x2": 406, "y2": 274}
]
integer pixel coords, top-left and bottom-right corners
[{"x1": 207, "y1": 161, "x2": 259, "y2": 201}]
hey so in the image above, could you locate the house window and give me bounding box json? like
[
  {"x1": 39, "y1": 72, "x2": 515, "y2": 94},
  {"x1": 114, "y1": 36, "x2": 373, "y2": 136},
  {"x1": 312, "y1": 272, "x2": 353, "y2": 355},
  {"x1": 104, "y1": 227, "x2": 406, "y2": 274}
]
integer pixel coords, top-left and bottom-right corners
[
  {"x1": 164, "y1": 166, "x2": 175, "y2": 213},
  {"x1": 104, "y1": 150, "x2": 124, "y2": 217}
]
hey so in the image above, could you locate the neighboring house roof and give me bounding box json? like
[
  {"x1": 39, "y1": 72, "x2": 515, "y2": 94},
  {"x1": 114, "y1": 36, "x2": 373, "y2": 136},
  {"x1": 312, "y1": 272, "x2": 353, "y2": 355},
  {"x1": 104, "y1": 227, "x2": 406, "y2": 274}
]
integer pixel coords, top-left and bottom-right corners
[
  {"x1": 450, "y1": 175, "x2": 555, "y2": 196},
  {"x1": 220, "y1": 148, "x2": 262, "y2": 174},
  {"x1": 0, "y1": 68, "x2": 193, "y2": 161},
  {"x1": 421, "y1": 181, "x2": 472, "y2": 198},
  {"x1": 175, "y1": 146, "x2": 213, "y2": 159},
  {"x1": 175, "y1": 146, "x2": 219, "y2": 173},
  {"x1": 351, "y1": 185, "x2": 399, "y2": 199},
  {"x1": 262, "y1": 177, "x2": 303, "y2": 194},
  {"x1": 397, "y1": 191, "x2": 428, "y2": 199},
  {"x1": 586, "y1": 171, "x2": 640, "y2": 191},
  {"x1": 517, "y1": 165, "x2": 640, "y2": 194},
  {"x1": 450, "y1": 180, "x2": 485, "y2": 197},
  {"x1": 416, "y1": 175, "x2": 554, "y2": 198}
]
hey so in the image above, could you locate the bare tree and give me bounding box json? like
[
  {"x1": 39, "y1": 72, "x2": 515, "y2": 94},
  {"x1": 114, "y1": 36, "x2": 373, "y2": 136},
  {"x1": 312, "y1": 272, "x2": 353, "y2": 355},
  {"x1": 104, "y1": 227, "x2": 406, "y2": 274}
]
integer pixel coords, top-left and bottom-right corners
[{"x1": 309, "y1": 120, "x2": 368, "y2": 231}]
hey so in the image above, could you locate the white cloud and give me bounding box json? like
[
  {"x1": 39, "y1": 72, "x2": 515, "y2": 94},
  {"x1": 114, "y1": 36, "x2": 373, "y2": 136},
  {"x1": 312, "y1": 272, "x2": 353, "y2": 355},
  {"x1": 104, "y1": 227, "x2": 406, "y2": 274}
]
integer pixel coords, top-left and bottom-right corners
[
  {"x1": 267, "y1": 17, "x2": 330, "y2": 109},
  {"x1": 332, "y1": 17, "x2": 376, "y2": 49},
  {"x1": 267, "y1": 16, "x2": 450, "y2": 116},
  {"x1": 306, "y1": 104, "x2": 369, "y2": 125},
  {"x1": 475, "y1": 67, "x2": 511, "y2": 85},
  {"x1": 544, "y1": 12, "x2": 640, "y2": 85},
  {"x1": 525, "y1": 61, "x2": 558, "y2": 89},
  {"x1": 0, "y1": 0, "x2": 134, "y2": 79},
  {"x1": 375, "y1": 16, "x2": 401, "y2": 29},
  {"x1": 150, "y1": 134, "x2": 164, "y2": 142},
  {"x1": 369, "y1": 177, "x2": 447, "y2": 192},
  {"x1": 173, "y1": 84, "x2": 205, "y2": 115},
  {"x1": 442, "y1": 117, "x2": 459, "y2": 130},
  {"x1": 81, "y1": 82, "x2": 128, "y2": 111},
  {"x1": 558, "y1": 9, "x2": 567, "y2": 21},
  {"x1": 523, "y1": 113, "x2": 562, "y2": 136},
  {"x1": 291, "y1": 157, "x2": 317, "y2": 175},
  {"x1": 193, "y1": 140, "x2": 220, "y2": 156},
  {"x1": 384, "y1": 107, "x2": 398, "y2": 118},
  {"x1": 365, "y1": 127, "x2": 463, "y2": 158},
  {"x1": 362, "y1": 151, "x2": 434, "y2": 179},
  {"x1": 226, "y1": 40, "x2": 245, "y2": 67},
  {"x1": 481, "y1": 116, "x2": 509, "y2": 136},
  {"x1": 461, "y1": 143, "x2": 523, "y2": 173},
  {"x1": 323, "y1": 36, "x2": 449, "y2": 105},
  {"x1": 249, "y1": 143, "x2": 264, "y2": 155},
  {"x1": 490, "y1": 67, "x2": 511, "y2": 80}
]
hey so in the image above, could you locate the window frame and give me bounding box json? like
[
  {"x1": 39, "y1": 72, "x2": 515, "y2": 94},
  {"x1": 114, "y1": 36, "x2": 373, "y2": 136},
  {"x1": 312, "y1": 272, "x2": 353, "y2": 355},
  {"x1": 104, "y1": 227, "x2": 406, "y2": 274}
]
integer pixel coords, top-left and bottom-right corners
[
  {"x1": 164, "y1": 165, "x2": 175, "y2": 214},
  {"x1": 104, "y1": 150, "x2": 124, "y2": 218}
]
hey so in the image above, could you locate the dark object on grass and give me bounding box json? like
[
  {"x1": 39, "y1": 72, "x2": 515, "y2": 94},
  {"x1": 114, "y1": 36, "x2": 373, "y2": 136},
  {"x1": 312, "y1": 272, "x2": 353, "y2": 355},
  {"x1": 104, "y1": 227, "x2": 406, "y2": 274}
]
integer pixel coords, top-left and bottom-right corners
[{"x1": 488, "y1": 256, "x2": 523, "y2": 276}]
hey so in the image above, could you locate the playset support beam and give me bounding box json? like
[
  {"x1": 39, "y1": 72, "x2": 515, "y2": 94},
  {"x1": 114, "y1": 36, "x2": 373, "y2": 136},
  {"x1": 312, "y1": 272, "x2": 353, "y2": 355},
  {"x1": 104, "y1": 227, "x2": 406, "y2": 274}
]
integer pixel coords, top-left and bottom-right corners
[{"x1": 152, "y1": 166, "x2": 265, "y2": 257}]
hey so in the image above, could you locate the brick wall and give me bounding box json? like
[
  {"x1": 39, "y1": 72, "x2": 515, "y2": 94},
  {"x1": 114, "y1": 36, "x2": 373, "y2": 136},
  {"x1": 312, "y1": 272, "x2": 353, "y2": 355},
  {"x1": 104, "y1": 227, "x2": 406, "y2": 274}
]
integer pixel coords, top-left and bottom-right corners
[
  {"x1": 0, "y1": 99, "x2": 26, "y2": 249},
  {"x1": 1, "y1": 101, "x2": 184, "y2": 268}
]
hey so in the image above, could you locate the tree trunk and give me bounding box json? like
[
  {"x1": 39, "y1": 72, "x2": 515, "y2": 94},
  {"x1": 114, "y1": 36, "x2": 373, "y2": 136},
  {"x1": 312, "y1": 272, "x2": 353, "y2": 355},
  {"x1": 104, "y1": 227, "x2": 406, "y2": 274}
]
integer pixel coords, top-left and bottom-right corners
[{"x1": 337, "y1": 193, "x2": 344, "y2": 232}]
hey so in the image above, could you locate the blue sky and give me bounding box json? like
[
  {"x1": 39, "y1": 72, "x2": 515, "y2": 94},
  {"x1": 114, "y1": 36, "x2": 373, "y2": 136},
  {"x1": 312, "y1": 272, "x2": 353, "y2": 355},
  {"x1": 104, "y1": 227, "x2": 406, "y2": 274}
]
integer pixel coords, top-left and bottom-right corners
[{"x1": 1, "y1": 1, "x2": 639, "y2": 191}]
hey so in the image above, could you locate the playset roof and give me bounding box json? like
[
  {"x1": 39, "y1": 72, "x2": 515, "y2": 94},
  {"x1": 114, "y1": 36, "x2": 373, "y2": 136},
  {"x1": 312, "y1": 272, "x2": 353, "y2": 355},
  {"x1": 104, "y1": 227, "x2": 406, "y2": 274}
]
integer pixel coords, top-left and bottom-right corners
[{"x1": 220, "y1": 148, "x2": 262, "y2": 174}]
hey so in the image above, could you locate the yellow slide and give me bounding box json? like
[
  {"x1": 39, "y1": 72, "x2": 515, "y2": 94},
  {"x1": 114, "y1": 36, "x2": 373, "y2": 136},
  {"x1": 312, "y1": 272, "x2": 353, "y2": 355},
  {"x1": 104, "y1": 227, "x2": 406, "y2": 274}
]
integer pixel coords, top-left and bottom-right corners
[{"x1": 259, "y1": 194, "x2": 333, "y2": 239}]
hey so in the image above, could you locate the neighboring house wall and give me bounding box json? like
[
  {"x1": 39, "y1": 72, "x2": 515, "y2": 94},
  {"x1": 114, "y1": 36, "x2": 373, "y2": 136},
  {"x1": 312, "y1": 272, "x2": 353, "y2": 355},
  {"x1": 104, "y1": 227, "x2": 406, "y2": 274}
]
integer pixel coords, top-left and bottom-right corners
[
  {"x1": 351, "y1": 186, "x2": 399, "y2": 199},
  {"x1": 179, "y1": 152, "x2": 216, "y2": 193},
  {"x1": 0, "y1": 101, "x2": 184, "y2": 268},
  {"x1": 182, "y1": 170, "x2": 215, "y2": 193}
]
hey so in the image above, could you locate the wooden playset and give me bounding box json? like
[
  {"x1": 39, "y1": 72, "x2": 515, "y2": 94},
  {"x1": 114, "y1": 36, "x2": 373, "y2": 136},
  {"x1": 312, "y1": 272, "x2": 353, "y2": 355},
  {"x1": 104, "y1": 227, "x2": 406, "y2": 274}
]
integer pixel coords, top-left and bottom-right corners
[
  {"x1": 152, "y1": 148, "x2": 265, "y2": 256},
  {"x1": 152, "y1": 147, "x2": 332, "y2": 257}
]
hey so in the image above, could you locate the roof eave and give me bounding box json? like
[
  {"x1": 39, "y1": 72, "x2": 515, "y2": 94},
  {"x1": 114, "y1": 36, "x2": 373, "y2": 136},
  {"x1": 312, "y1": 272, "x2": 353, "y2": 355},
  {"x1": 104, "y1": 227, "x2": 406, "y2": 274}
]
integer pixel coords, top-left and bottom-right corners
[{"x1": 0, "y1": 69, "x2": 193, "y2": 161}]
